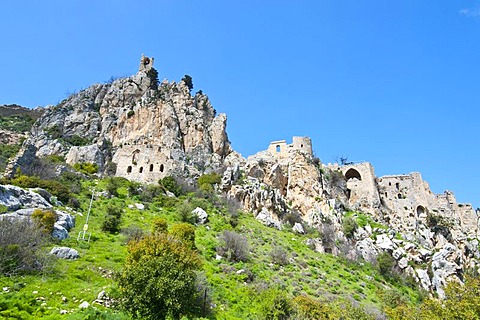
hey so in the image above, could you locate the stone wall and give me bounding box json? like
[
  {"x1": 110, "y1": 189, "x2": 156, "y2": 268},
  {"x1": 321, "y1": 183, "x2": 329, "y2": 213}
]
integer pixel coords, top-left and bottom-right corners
[{"x1": 113, "y1": 145, "x2": 172, "y2": 184}]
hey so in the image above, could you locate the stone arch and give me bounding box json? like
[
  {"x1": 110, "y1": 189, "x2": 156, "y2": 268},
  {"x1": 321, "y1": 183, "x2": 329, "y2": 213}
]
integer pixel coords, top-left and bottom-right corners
[
  {"x1": 416, "y1": 205, "x2": 426, "y2": 217},
  {"x1": 132, "y1": 149, "x2": 140, "y2": 164},
  {"x1": 127, "y1": 166, "x2": 132, "y2": 173},
  {"x1": 276, "y1": 145, "x2": 281, "y2": 152},
  {"x1": 345, "y1": 168, "x2": 362, "y2": 181},
  {"x1": 160, "y1": 164, "x2": 164, "y2": 172}
]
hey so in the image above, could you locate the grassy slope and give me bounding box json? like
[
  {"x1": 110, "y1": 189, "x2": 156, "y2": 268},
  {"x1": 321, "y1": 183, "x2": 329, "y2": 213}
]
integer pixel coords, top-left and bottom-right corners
[{"x1": 0, "y1": 178, "x2": 422, "y2": 319}]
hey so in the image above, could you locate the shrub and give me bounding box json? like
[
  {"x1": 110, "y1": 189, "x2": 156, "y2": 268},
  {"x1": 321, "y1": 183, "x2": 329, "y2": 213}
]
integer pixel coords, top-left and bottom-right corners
[
  {"x1": 270, "y1": 246, "x2": 289, "y2": 266},
  {"x1": 217, "y1": 230, "x2": 249, "y2": 262},
  {"x1": 292, "y1": 295, "x2": 331, "y2": 319},
  {"x1": 177, "y1": 200, "x2": 195, "y2": 223},
  {"x1": 121, "y1": 225, "x2": 145, "y2": 244},
  {"x1": 0, "y1": 218, "x2": 50, "y2": 276},
  {"x1": 64, "y1": 134, "x2": 91, "y2": 146},
  {"x1": 74, "y1": 162, "x2": 98, "y2": 175},
  {"x1": 127, "y1": 110, "x2": 135, "y2": 118},
  {"x1": 377, "y1": 251, "x2": 396, "y2": 279},
  {"x1": 343, "y1": 217, "x2": 358, "y2": 239},
  {"x1": 197, "y1": 172, "x2": 221, "y2": 193},
  {"x1": 102, "y1": 205, "x2": 122, "y2": 233},
  {"x1": 152, "y1": 217, "x2": 168, "y2": 234},
  {"x1": 117, "y1": 233, "x2": 202, "y2": 319},
  {"x1": 254, "y1": 288, "x2": 293, "y2": 320},
  {"x1": 31, "y1": 209, "x2": 57, "y2": 234},
  {"x1": 10, "y1": 175, "x2": 72, "y2": 203},
  {"x1": 0, "y1": 204, "x2": 7, "y2": 214},
  {"x1": 147, "y1": 68, "x2": 159, "y2": 90},
  {"x1": 158, "y1": 176, "x2": 182, "y2": 196},
  {"x1": 181, "y1": 74, "x2": 193, "y2": 91},
  {"x1": 170, "y1": 223, "x2": 196, "y2": 250}
]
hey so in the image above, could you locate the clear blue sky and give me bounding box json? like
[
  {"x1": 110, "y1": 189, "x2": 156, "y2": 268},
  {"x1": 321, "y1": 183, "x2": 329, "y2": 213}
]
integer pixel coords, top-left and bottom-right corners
[{"x1": 1, "y1": 1, "x2": 479, "y2": 208}]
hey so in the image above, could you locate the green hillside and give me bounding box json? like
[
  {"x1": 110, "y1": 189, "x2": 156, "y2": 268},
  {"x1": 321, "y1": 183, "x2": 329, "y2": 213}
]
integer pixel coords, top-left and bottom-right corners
[{"x1": 0, "y1": 172, "x2": 432, "y2": 320}]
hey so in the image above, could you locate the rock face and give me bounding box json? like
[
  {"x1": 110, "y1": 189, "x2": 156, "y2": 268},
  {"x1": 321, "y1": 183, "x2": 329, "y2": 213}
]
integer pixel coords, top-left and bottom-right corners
[
  {"x1": 5, "y1": 55, "x2": 232, "y2": 183},
  {"x1": 0, "y1": 185, "x2": 75, "y2": 240}
]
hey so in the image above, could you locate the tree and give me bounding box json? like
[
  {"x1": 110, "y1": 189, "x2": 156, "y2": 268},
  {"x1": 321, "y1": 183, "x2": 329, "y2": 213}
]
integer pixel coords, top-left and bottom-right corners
[
  {"x1": 118, "y1": 233, "x2": 202, "y2": 319},
  {"x1": 181, "y1": 74, "x2": 193, "y2": 91},
  {"x1": 102, "y1": 205, "x2": 122, "y2": 233}
]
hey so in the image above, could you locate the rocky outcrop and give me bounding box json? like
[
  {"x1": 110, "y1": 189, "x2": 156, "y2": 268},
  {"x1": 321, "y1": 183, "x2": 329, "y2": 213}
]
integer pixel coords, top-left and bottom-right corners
[
  {"x1": 0, "y1": 185, "x2": 75, "y2": 240},
  {"x1": 222, "y1": 137, "x2": 479, "y2": 298},
  {"x1": 5, "y1": 56, "x2": 232, "y2": 183}
]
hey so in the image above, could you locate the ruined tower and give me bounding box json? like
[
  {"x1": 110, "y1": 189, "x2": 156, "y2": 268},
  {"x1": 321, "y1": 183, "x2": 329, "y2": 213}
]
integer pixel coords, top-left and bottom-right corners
[{"x1": 138, "y1": 54, "x2": 154, "y2": 72}]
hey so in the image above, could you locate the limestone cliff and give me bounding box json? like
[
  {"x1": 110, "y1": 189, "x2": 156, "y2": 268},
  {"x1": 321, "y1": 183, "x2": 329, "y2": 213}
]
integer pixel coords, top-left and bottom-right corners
[{"x1": 5, "y1": 55, "x2": 232, "y2": 183}]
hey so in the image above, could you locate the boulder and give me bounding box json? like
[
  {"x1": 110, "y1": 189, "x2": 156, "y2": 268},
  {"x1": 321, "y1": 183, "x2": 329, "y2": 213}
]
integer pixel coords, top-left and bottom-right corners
[
  {"x1": 292, "y1": 223, "x2": 305, "y2": 234},
  {"x1": 50, "y1": 247, "x2": 79, "y2": 259},
  {"x1": 192, "y1": 207, "x2": 208, "y2": 224},
  {"x1": 376, "y1": 234, "x2": 395, "y2": 251},
  {"x1": 256, "y1": 208, "x2": 281, "y2": 230}
]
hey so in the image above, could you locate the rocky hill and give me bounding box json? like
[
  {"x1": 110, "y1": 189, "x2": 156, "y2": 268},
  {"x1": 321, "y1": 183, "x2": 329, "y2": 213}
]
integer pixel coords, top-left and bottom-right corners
[
  {"x1": 5, "y1": 55, "x2": 235, "y2": 183},
  {"x1": 3, "y1": 55, "x2": 479, "y2": 299}
]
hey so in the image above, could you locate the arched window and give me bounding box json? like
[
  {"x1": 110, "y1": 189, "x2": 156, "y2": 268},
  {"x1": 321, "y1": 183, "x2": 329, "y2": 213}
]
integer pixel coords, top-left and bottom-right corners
[
  {"x1": 160, "y1": 164, "x2": 164, "y2": 172},
  {"x1": 345, "y1": 168, "x2": 362, "y2": 181},
  {"x1": 149, "y1": 164, "x2": 154, "y2": 172},
  {"x1": 276, "y1": 145, "x2": 281, "y2": 152},
  {"x1": 139, "y1": 167, "x2": 143, "y2": 173},
  {"x1": 127, "y1": 166, "x2": 132, "y2": 173}
]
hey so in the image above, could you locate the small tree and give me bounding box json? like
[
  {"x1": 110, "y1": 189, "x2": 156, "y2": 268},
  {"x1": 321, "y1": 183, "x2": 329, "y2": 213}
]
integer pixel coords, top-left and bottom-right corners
[
  {"x1": 181, "y1": 74, "x2": 193, "y2": 91},
  {"x1": 102, "y1": 205, "x2": 122, "y2": 233},
  {"x1": 147, "y1": 68, "x2": 159, "y2": 90},
  {"x1": 118, "y1": 233, "x2": 202, "y2": 319},
  {"x1": 197, "y1": 173, "x2": 221, "y2": 193}
]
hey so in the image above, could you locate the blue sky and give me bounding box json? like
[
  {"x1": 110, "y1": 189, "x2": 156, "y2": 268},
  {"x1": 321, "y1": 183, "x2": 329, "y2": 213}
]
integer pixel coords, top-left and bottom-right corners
[{"x1": 1, "y1": 1, "x2": 479, "y2": 208}]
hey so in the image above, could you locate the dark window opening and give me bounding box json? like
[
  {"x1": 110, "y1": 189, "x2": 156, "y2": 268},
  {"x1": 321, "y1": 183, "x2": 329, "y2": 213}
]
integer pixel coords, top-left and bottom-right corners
[
  {"x1": 160, "y1": 164, "x2": 164, "y2": 172},
  {"x1": 139, "y1": 167, "x2": 143, "y2": 173},
  {"x1": 397, "y1": 193, "x2": 402, "y2": 199},
  {"x1": 127, "y1": 166, "x2": 132, "y2": 173},
  {"x1": 396, "y1": 182, "x2": 400, "y2": 190},
  {"x1": 149, "y1": 164, "x2": 154, "y2": 172}
]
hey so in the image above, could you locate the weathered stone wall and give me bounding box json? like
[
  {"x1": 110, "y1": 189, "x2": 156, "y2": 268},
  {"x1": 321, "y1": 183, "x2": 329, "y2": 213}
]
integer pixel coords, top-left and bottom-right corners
[{"x1": 112, "y1": 145, "x2": 172, "y2": 184}]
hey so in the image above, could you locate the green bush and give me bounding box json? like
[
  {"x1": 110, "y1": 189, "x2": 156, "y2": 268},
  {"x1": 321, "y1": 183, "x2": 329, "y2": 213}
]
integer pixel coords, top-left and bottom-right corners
[
  {"x1": 197, "y1": 173, "x2": 221, "y2": 193},
  {"x1": 152, "y1": 218, "x2": 168, "y2": 235},
  {"x1": 102, "y1": 205, "x2": 123, "y2": 233},
  {"x1": 377, "y1": 251, "x2": 396, "y2": 279},
  {"x1": 117, "y1": 233, "x2": 202, "y2": 319},
  {"x1": 10, "y1": 175, "x2": 72, "y2": 203},
  {"x1": 64, "y1": 134, "x2": 91, "y2": 146},
  {"x1": 342, "y1": 216, "x2": 358, "y2": 239},
  {"x1": 158, "y1": 176, "x2": 182, "y2": 196},
  {"x1": 170, "y1": 223, "x2": 196, "y2": 250},
  {"x1": 74, "y1": 162, "x2": 98, "y2": 175},
  {"x1": 31, "y1": 209, "x2": 57, "y2": 234},
  {"x1": 127, "y1": 110, "x2": 135, "y2": 118}
]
